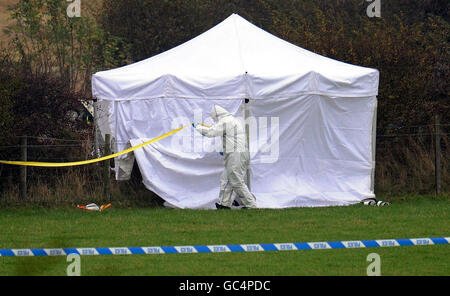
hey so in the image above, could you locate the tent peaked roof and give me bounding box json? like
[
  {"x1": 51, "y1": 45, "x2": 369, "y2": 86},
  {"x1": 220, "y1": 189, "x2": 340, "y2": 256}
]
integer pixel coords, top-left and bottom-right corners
[{"x1": 92, "y1": 14, "x2": 379, "y2": 100}]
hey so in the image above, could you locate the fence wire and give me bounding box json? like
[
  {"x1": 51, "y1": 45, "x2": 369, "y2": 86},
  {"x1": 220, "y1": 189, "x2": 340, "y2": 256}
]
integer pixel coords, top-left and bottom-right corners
[{"x1": 0, "y1": 122, "x2": 448, "y2": 198}]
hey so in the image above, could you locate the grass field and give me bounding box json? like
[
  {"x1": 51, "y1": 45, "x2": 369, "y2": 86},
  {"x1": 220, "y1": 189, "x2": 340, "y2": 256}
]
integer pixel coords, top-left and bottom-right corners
[{"x1": 0, "y1": 194, "x2": 448, "y2": 276}]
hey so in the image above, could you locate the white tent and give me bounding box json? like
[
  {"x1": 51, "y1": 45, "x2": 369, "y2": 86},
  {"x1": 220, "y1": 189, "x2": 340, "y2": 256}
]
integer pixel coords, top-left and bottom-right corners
[{"x1": 92, "y1": 14, "x2": 379, "y2": 209}]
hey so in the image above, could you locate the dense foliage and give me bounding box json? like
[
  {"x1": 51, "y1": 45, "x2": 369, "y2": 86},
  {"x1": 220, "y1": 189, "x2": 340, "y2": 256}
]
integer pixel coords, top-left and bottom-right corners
[
  {"x1": 0, "y1": 0, "x2": 132, "y2": 141},
  {"x1": 101, "y1": 0, "x2": 449, "y2": 128}
]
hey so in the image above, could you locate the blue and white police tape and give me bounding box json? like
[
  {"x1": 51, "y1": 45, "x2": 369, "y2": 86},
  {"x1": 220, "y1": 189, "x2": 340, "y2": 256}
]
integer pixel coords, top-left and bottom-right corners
[{"x1": 0, "y1": 237, "x2": 448, "y2": 257}]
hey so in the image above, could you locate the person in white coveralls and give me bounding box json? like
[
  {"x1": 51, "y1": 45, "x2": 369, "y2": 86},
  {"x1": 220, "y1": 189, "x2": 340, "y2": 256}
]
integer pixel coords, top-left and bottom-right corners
[{"x1": 193, "y1": 105, "x2": 257, "y2": 209}]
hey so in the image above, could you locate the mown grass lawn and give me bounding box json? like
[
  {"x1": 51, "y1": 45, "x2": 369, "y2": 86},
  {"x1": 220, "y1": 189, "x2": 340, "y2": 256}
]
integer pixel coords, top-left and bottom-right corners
[{"x1": 0, "y1": 194, "x2": 448, "y2": 275}]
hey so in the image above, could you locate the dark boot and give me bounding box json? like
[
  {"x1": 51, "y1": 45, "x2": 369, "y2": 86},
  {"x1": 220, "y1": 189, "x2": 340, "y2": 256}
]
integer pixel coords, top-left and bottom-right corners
[{"x1": 215, "y1": 203, "x2": 231, "y2": 210}]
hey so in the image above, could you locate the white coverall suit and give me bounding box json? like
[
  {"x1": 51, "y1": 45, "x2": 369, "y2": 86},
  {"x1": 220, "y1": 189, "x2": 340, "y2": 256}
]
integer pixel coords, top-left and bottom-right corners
[{"x1": 195, "y1": 105, "x2": 257, "y2": 209}]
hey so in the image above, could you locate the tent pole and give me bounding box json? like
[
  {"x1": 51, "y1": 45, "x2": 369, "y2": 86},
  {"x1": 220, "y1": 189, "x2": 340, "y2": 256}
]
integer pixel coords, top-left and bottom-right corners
[
  {"x1": 93, "y1": 99, "x2": 99, "y2": 159},
  {"x1": 371, "y1": 99, "x2": 378, "y2": 194},
  {"x1": 244, "y1": 98, "x2": 251, "y2": 190}
]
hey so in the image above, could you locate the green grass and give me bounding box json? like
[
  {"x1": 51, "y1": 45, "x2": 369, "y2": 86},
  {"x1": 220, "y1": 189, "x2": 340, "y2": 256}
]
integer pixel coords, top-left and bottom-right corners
[{"x1": 0, "y1": 194, "x2": 448, "y2": 275}]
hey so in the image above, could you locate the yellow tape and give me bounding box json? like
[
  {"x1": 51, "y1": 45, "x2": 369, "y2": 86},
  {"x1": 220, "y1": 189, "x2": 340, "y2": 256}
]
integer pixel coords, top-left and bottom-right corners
[{"x1": 0, "y1": 126, "x2": 186, "y2": 167}]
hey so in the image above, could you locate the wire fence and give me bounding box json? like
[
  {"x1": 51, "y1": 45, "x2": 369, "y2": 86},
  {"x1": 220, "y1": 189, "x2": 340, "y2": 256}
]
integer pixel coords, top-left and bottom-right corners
[{"x1": 0, "y1": 121, "x2": 448, "y2": 204}]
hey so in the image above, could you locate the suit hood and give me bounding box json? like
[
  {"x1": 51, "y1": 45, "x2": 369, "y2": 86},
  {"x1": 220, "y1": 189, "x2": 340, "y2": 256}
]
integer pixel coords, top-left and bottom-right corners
[{"x1": 211, "y1": 105, "x2": 231, "y2": 122}]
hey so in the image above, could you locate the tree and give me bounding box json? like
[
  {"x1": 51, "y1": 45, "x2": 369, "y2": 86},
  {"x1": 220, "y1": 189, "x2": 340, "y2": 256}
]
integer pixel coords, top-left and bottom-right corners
[
  {"x1": 5, "y1": 0, "x2": 131, "y2": 96},
  {"x1": 99, "y1": 0, "x2": 449, "y2": 128}
]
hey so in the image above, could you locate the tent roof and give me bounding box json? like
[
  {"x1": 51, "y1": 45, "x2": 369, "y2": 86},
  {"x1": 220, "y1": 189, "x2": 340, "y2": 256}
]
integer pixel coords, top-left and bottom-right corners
[{"x1": 92, "y1": 14, "x2": 379, "y2": 100}]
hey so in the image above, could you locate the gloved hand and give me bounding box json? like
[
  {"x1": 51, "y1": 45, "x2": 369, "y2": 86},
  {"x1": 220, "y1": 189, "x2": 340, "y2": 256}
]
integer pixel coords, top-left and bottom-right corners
[
  {"x1": 192, "y1": 122, "x2": 198, "y2": 128},
  {"x1": 219, "y1": 152, "x2": 223, "y2": 156}
]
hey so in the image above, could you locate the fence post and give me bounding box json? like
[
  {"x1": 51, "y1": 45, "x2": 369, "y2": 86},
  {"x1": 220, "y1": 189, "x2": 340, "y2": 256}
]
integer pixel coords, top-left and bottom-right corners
[
  {"x1": 435, "y1": 115, "x2": 441, "y2": 195},
  {"x1": 103, "y1": 134, "x2": 111, "y2": 201},
  {"x1": 244, "y1": 98, "x2": 251, "y2": 190},
  {"x1": 93, "y1": 100, "x2": 99, "y2": 159},
  {"x1": 19, "y1": 136, "x2": 27, "y2": 200}
]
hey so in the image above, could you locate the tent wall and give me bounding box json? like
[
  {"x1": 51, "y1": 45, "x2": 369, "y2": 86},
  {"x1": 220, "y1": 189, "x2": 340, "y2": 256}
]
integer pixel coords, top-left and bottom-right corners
[
  {"x1": 248, "y1": 95, "x2": 377, "y2": 208},
  {"x1": 96, "y1": 94, "x2": 376, "y2": 209}
]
